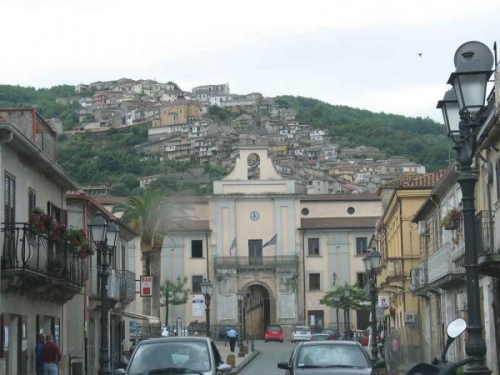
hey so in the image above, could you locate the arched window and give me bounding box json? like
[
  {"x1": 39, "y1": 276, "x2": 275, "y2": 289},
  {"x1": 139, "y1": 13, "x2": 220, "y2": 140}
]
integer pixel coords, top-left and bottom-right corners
[{"x1": 247, "y1": 153, "x2": 260, "y2": 180}]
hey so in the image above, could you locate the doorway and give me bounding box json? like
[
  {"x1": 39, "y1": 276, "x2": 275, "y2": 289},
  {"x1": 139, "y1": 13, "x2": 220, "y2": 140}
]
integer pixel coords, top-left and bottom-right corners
[{"x1": 244, "y1": 284, "x2": 271, "y2": 338}]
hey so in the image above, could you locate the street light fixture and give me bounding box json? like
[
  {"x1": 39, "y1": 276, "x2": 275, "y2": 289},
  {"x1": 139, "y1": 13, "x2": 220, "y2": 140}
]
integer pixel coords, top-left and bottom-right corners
[
  {"x1": 200, "y1": 278, "x2": 213, "y2": 338},
  {"x1": 437, "y1": 41, "x2": 494, "y2": 375},
  {"x1": 89, "y1": 212, "x2": 119, "y2": 375},
  {"x1": 344, "y1": 282, "x2": 350, "y2": 337},
  {"x1": 364, "y1": 250, "x2": 381, "y2": 364}
]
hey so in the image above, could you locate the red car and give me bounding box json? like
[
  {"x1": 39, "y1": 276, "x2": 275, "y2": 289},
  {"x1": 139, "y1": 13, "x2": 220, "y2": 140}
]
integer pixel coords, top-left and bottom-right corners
[{"x1": 264, "y1": 324, "x2": 284, "y2": 343}]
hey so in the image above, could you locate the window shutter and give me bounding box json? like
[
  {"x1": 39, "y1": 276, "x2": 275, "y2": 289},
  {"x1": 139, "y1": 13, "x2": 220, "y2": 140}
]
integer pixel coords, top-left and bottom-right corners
[{"x1": 28, "y1": 189, "x2": 36, "y2": 214}]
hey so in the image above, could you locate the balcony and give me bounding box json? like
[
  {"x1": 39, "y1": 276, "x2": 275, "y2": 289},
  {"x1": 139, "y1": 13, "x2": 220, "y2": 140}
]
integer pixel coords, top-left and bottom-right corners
[
  {"x1": 214, "y1": 256, "x2": 299, "y2": 273},
  {"x1": 426, "y1": 242, "x2": 465, "y2": 290},
  {"x1": 1, "y1": 223, "x2": 84, "y2": 304},
  {"x1": 385, "y1": 258, "x2": 404, "y2": 282},
  {"x1": 90, "y1": 268, "x2": 136, "y2": 307},
  {"x1": 476, "y1": 210, "x2": 500, "y2": 277}
]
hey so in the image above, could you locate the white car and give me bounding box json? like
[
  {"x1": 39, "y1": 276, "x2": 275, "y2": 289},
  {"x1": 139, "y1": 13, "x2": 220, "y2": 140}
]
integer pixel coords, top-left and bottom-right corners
[{"x1": 291, "y1": 326, "x2": 312, "y2": 343}]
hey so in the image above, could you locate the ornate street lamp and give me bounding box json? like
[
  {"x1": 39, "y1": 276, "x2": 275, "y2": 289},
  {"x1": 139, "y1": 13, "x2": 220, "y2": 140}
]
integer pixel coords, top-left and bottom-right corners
[
  {"x1": 331, "y1": 273, "x2": 339, "y2": 333},
  {"x1": 364, "y1": 250, "x2": 381, "y2": 364},
  {"x1": 200, "y1": 278, "x2": 213, "y2": 338},
  {"x1": 436, "y1": 41, "x2": 494, "y2": 375},
  {"x1": 89, "y1": 212, "x2": 119, "y2": 375},
  {"x1": 344, "y1": 282, "x2": 350, "y2": 337}
]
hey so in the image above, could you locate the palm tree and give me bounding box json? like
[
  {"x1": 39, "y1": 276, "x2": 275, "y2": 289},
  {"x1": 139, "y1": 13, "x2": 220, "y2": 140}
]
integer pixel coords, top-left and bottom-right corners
[{"x1": 112, "y1": 189, "x2": 187, "y2": 317}]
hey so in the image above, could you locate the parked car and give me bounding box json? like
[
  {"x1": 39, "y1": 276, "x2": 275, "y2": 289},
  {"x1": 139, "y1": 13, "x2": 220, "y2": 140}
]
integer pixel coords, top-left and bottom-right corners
[
  {"x1": 277, "y1": 340, "x2": 374, "y2": 374},
  {"x1": 265, "y1": 324, "x2": 284, "y2": 343},
  {"x1": 114, "y1": 336, "x2": 232, "y2": 375},
  {"x1": 291, "y1": 326, "x2": 312, "y2": 343},
  {"x1": 321, "y1": 329, "x2": 338, "y2": 340},
  {"x1": 311, "y1": 333, "x2": 331, "y2": 341},
  {"x1": 217, "y1": 325, "x2": 237, "y2": 340}
]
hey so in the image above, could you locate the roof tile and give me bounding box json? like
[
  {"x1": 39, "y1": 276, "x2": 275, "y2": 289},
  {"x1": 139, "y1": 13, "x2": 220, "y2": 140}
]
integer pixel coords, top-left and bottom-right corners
[{"x1": 381, "y1": 170, "x2": 447, "y2": 189}]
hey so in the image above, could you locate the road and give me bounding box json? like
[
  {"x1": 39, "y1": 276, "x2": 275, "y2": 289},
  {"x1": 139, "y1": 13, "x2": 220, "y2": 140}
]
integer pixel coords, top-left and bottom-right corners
[{"x1": 239, "y1": 340, "x2": 295, "y2": 375}]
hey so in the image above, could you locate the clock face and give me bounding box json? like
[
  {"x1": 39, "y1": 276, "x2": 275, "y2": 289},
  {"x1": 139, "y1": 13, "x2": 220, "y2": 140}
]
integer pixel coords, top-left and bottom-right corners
[{"x1": 250, "y1": 211, "x2": 260, "y2": 221}]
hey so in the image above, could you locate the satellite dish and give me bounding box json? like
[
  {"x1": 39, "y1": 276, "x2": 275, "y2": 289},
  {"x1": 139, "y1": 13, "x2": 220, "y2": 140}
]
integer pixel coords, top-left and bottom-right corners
[{"x1": 454, "y1": 41, "x2": 494, "y2": 70}]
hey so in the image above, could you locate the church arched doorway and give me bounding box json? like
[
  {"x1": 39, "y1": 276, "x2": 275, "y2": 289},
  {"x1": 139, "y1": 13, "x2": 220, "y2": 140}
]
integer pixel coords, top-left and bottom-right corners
[{"x1": 244, "y1": 284, "x2": 273, "y2": 339}]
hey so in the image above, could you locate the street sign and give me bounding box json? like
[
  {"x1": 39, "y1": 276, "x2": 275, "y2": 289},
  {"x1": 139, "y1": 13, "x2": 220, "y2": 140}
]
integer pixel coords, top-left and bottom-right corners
[
  {"x1": 140, "y1": 276, "x2": 153, "y2": 297},
  {"x1": 404, "y1": 311, "x2": 416, "y2": 325}
]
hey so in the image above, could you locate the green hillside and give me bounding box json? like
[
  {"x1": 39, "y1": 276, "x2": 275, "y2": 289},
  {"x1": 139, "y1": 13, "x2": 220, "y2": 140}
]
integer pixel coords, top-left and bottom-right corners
[{"x1": 275, "y1": 96, "x2": 450, "y2": 172}]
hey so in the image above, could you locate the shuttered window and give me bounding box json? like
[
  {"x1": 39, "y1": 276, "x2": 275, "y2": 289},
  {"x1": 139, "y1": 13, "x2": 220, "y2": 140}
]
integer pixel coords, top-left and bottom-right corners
[
  {"x1": 4, "y1": 173, "x2": 16, "y2": 263},
  {"x1": 29, "y1": 188, "x2": 36, "y2": 214}
]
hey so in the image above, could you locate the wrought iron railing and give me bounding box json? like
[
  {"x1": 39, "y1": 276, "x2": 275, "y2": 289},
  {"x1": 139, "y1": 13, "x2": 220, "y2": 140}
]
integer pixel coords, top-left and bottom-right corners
[
  {"x1": 1, "y1": 223, "x2": 83, "y2": 288},
  {"x1": 214, "y1": 255, "x2": 299, "y2": 270},
  {"x1": 117, "y1": 269, "x2": 136, "y2": 302},
  {"x1": 476, "y1": 210, "x2": 494, "y2": 254},
  {"x1": 427, "y1": 242, "x2": 464, "y2": 284}
]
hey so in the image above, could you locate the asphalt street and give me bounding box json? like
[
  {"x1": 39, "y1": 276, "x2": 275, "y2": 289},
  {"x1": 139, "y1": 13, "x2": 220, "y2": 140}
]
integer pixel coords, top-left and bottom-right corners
[{"x1": 239, "y1": 340, "x2": 295, "y2": 375}]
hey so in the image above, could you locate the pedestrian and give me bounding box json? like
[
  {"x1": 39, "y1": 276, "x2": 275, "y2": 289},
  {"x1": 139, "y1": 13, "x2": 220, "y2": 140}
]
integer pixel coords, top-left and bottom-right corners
[
  {"x1": 227, "y1": 326, "x2": 238, "y2": 353},
  {"x1": 35, "y1": 334, "x2": 46, "y2": 375},
  {"x1": 41, "y1": 334, "x2": 62, "y2": 375}
]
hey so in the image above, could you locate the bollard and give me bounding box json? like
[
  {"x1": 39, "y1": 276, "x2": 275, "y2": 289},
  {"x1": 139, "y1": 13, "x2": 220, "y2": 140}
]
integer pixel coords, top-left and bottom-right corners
[
  {"x1": 226, "y1": 354, "x2": 236, "y2": 369},
  {"x1": 251, "y1": 338, "x2": 255, "y2": 352}
]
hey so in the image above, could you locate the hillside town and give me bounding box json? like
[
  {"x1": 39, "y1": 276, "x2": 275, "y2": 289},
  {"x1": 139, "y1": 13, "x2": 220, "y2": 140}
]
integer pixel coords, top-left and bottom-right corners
[{"x1": 52, "y1": 79, "x2": 427, "y2": 195}]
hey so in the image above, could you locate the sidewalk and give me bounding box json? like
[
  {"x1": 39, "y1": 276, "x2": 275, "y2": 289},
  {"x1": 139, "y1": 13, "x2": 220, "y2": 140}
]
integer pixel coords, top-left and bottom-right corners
[{"x1": 216, "y1": 340, "x2": 260, "y2": 373}]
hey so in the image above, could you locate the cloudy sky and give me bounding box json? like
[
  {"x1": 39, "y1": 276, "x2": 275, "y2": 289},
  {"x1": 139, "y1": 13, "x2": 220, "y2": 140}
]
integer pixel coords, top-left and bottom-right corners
[{"x1": 1, "y1": 0, "x2": 499, "y2": 121}]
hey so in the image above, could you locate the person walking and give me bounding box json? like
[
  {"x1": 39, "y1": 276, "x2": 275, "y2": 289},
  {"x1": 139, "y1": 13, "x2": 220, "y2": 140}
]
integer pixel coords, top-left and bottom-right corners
[
  {"x1": 35, "y1": 334, "x2": 46, "y2": 375},
  {"x1": 227, "y1": 327, "x2": 238, "y2": 353},
  {"x1": 41, "y1": 334, "x2": 62, "y2": 375}
]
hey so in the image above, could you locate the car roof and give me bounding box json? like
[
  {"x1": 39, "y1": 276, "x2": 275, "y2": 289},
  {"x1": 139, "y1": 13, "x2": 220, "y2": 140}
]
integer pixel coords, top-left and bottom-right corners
[
  {"x1": 299, "y1": 340, "x2": 362, "y2": 347},
  {"x1": 137, "y1": 337, "x2": 211, "y2": 345}
]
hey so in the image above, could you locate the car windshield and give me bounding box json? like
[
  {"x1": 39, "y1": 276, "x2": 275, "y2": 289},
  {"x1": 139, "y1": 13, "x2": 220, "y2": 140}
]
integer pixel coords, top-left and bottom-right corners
[
  {"x1": 128, "y1": 341, "x2": 211, "y2": 375},
  {"x1": 312, "y1": 335, "x2": 329, "y2": 341},
  {"x1": 268, "y1": 325, "x2": 281, "y2": 331},
  {"x1": 296, "y1": 344, "x2": 370, "y2": 368}
]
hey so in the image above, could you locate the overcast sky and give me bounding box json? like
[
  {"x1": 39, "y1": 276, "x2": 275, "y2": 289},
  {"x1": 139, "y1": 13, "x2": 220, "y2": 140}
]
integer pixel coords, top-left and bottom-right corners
[{"x1": 1, "y1": 0, "x2": 499, "y2": 121}]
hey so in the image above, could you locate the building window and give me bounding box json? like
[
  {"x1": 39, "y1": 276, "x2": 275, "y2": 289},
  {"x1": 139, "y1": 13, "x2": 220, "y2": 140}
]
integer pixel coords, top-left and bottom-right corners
[
  {"x1": 191, "y1": 240, "x2": 203, "y2": 258},
  {"x1": 309, "y1": 273, "x2": 321, "y2": 291},
  {"x1": 192, "y1": 275, "x2": 203, "y2": 293},
  {"x1": 308, "y1": 238, "x2": 320, "y2": 256},
  {"x1": 301, "y1": 208, "x2": 310, "y2": 216},
  {"x1": 347, "y1": 207, "x2": 355, "y2": 215},
  {"x1": 356, "y1": 237, "x2": 368, "y2": 255},
  {"x1": 356, "y1": 272, "x2": 366, "y2": 288},
  {"x1": 28, "y1": 188, "x2": 36, "y2": 214}
]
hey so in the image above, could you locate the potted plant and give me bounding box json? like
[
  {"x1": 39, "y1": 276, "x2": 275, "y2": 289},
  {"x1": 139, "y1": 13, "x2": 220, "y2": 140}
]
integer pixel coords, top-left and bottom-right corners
[
  {"x1": 29, "y1": 207, "x2": 44, "y2": 228},
  {"x1": 50, "y1": 220, "x2": 66, "y2": 241},
  {"x1": 442, "y1": 208, "x2": 462, "y2": 231},
  {"x1": 65, "y1": 226, "x2": 85, "y2": 246},
  {"x1": 79, "y1": 240, "x2": 94, "y2": 258}
]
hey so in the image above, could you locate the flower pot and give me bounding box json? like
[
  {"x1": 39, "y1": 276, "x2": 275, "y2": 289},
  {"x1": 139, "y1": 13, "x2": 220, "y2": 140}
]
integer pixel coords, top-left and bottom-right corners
[
  {"x1": 36, "y1": 221, "x2": 45, "y2": 232},
  {"x1": 30, "y1": 214, "x2": 41, "y2": 226},
  {"x1": 69, "y1": 237, "x2": 81, "y2": 246},
  {"x1": 79, "y1": 248, "x2": 88, "y2": 258},
  {"x1": 52, "y1": 233, "x2": 61, "y2": 241},
  {"x1": 451, "y1": 212, "x2": 462, "y2": 221}
]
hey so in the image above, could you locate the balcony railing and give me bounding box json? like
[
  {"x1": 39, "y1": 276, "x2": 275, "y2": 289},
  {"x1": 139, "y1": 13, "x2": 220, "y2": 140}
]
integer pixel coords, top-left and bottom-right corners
[
  {"x1": 1, "y1": 223, "x2": 84, "y2": 302},
  {"x1": 91, "y1": 269, "x2": 136, "y2": 304},
  {"x1": 427, "y1": 242, "x2": 464, "y2": 289},
  {"x1": 214, "y1": 255, "x2": 299, "y2": 271},
  {"x1": 476, "y1": 210, "x2": 500, "y2": 277}
]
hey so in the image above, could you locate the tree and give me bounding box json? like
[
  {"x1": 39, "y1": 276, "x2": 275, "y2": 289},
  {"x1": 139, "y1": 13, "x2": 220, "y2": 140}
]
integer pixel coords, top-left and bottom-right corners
[
  {"x1": 320, "y1": 284, "x2": 369, "y2": 311},
  {"x1": 167, "y1": 81, "x2": 181, "y2": 91},
  {"x1": 160, "y1": 277, "x2": 189, "y2": 326},
  {"x1": 111, "y1": 190, "x2": 190, "y2": 316}
]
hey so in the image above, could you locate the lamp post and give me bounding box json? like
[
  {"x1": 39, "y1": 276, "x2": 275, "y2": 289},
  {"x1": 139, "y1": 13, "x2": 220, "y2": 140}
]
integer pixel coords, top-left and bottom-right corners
[
  {"x1": 200, "y1": 278, "x2": 213, "y2": 338},
  {"x1": 363, "y1": 249, "x2": 381, "y2": 364},
  {"x1": 332, "y1": 273, "x2": 340, "y2": 334},
  {"x1": 237, "y1": 290, "x2": 245, "y2": 357},
  {"x1": 89, "y1": 212, "x2": 119, "y2": 375},
  {"x1": 436, "y1": 41, "x2": 494, "y2": 375},
  {"x1": 344, "y1": 282, "x2": 350, "y2": 338}
]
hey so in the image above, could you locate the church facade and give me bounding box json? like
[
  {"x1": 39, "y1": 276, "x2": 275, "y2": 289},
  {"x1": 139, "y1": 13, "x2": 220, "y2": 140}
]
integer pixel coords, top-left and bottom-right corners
[{"x1": 154, "y1": 146, "x2": 381, "y2": 337}]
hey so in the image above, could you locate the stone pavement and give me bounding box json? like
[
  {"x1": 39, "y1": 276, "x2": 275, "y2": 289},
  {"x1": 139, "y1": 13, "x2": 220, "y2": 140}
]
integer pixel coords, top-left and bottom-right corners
[
  {"x1": 215, "y1": 339, "x2": 260, "y2": 373},
  {"x1": 237, "y1": 340, "x2": 295, "y2": 375}
]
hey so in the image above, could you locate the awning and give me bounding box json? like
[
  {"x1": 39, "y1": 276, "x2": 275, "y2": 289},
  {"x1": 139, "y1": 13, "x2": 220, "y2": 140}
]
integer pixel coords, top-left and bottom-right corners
[
  {"x1": 369, "y1": 306, "x2": 389, "y2": 322},
  {"x1": 111, "y1": 311, "x2": 160, "y2": 324}
]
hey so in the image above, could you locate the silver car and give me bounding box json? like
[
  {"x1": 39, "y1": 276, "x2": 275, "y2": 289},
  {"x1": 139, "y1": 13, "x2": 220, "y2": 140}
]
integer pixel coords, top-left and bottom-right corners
[
  {"x1": 291, "y1": 326, "x2": 312, "y2": 343},
  {"x1": 114, "y1": 337, "x2": 232, "y2": 375}
]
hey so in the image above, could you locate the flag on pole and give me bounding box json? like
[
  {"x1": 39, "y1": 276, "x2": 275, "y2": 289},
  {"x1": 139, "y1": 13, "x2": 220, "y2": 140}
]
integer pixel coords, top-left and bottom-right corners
[
  {"x1": 262, "y1": 233, "x2": 277, "y2": 248},
  {"x1": 229, "y1": 238, "x2": 237, "y2": 257}
]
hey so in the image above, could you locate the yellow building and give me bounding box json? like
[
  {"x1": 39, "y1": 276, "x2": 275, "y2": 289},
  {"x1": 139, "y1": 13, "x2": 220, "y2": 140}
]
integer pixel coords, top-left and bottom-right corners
[
  {"x1": 375, "y1": 171, "x2": 445, "y2": 345},
  {"x1": 159, "y1": 99, "x2": 201, "y2": 126}
]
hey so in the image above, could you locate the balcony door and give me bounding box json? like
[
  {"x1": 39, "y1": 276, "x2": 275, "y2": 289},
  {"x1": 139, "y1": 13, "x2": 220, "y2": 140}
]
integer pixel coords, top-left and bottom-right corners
[{"x1": 248, "y1": 240, "x2": 263, "y2": 266}]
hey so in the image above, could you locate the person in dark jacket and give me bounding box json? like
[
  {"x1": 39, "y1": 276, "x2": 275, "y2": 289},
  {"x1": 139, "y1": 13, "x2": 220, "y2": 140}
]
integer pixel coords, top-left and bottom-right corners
[{"x1": 35, "y1": 334, "x2": 46, "y2": 375}]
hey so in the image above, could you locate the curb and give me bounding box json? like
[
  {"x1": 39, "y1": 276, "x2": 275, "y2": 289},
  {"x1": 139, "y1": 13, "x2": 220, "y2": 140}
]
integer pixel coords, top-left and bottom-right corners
[{"x1": 229, "y1": 350, "x2": 260, "y2": 374}]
